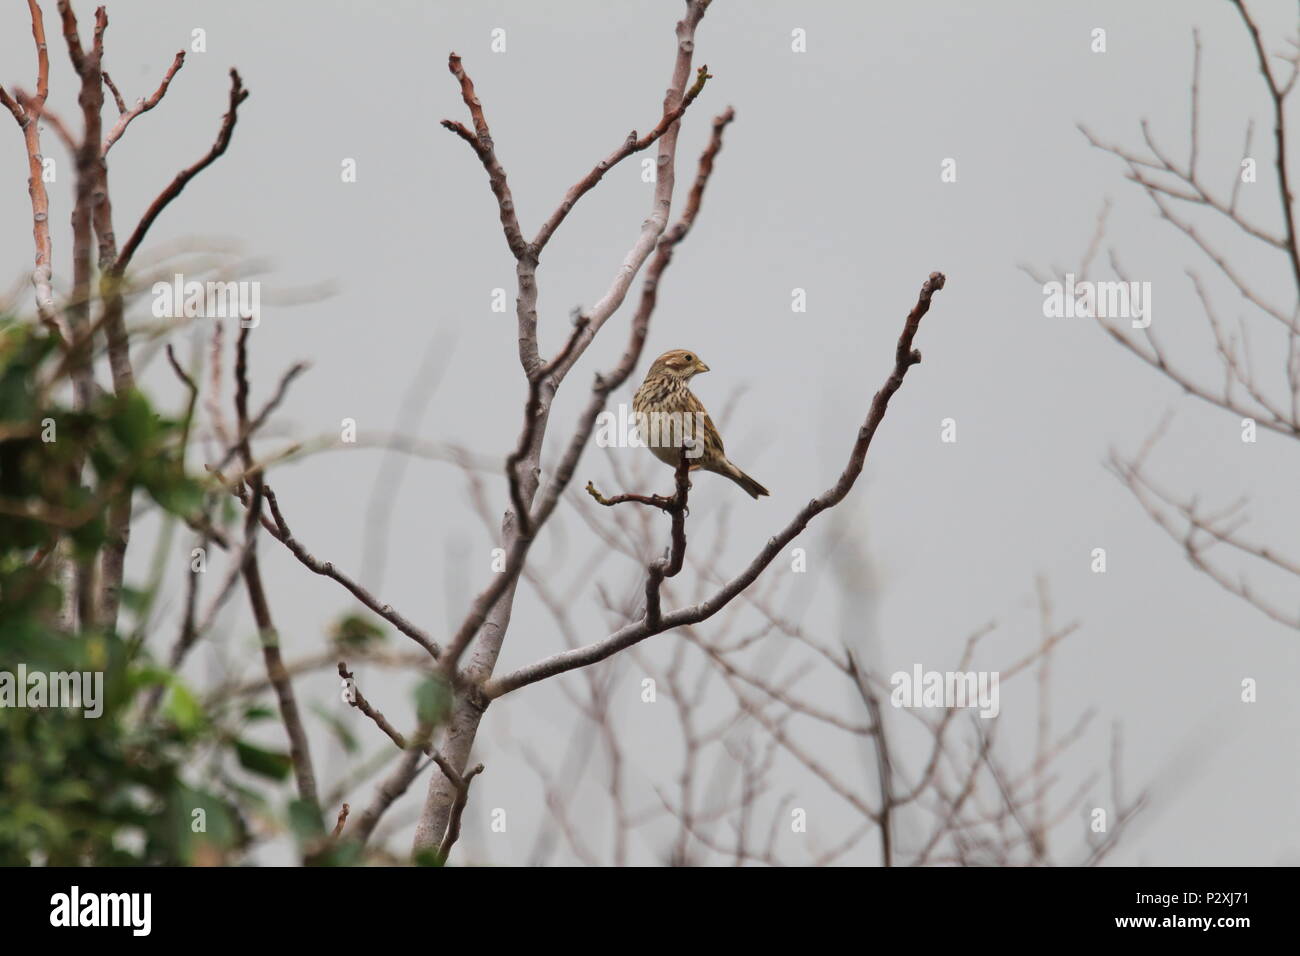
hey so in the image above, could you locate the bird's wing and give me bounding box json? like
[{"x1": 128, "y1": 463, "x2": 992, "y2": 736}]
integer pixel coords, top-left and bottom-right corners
[{"x1": 684, "y1": 388, "x2": 725, "y2": 457}]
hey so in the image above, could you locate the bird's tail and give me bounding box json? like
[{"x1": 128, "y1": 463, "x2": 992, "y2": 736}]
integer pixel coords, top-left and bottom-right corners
[{"x1": 723, "y1": 461, "x2": 769, "y2": 499}]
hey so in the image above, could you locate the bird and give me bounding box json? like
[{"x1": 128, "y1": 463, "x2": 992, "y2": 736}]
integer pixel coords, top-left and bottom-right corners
[{"x1": 631, "y1": 348, "x2": 769, "y2": 499}]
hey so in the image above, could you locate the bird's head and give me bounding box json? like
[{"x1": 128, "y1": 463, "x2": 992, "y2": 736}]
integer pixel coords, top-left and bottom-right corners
[{"x1": 650, "y1": 348, "x2": 710, "y2": 381}]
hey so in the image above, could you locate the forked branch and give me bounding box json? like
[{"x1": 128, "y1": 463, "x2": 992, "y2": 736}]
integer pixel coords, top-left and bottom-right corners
[{"x1": 483, "y1": 270, "x2": 947, "y2": 699}]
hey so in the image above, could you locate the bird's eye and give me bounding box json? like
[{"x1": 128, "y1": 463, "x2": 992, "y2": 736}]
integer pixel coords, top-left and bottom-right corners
[{"x1": 684, "y1": 354, "x2": 693, "y2": 362}]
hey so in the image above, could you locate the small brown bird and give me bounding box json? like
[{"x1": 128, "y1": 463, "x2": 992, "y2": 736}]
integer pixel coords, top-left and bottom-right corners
[{"x1": 632, "y1": 349, "x2": 769, "y2": 499}]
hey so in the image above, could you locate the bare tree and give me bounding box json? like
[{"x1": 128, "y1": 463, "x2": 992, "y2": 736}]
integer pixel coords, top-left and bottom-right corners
[
  {"x1": 9, "y1": 2, "x2": 1167, "y2": 869},
  {"x1": 498, "y1": 460, "x2": 1144, "y2": 866},
  {"x1": 388, "y1": 2, "x2": 954, "y2": 860},
  {"x1": 1026, "y1": 0, "x2": 1300, "y2": 636}
]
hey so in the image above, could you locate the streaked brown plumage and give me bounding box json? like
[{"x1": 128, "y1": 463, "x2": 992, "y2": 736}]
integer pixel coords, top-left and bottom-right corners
[{"x1": 632, "y1": 348, "x2": 769, "y2": 499}]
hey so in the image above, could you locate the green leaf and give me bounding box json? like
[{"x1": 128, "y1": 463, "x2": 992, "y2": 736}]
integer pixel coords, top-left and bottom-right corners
[
  {"x1": 129, "y1": 664, "x2": 173, "y2": 692},
  {"x1": 287, "y1": 798, "x2": 324, "y2": 843},
  {"x1": 414, "y1": 676, "x2": 451, "y2": 726},
  {"x1": 119, "y1": 585, "x2": 150, "y2": 614},
  {"x1": 148, "y1": 473, "x2": 204, "y2": 518},
  {"x1": 413, "y1": 846, "x2": 445, "y2": 867},
  {"x1": 106, "y1": 388, "x2": 158, "y2": 456},
  {"x1": 165, "y1": 681, "x2": 204, "y2": 735},
  {"x1": 330, "y1": 612, "x2": 386, "y2": 649},
  {"x1": 317, "y1": 840, "x2": 364, "y2": 867},
  {"x1": 234, "y1": 740, "x2": 292, "y2": 781}
]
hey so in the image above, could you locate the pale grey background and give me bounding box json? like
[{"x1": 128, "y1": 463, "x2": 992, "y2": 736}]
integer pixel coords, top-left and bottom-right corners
[{"x1": 4, "y1": 0, "x2": 1298, "y2": 864}]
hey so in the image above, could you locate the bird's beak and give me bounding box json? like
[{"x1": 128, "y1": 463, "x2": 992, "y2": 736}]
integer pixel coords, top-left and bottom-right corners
[{"x1": 696, "y1": 361, "x2": 710, "y2": 374}]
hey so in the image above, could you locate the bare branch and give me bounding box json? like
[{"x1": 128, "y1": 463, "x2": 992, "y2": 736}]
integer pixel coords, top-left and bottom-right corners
[
  {"x1": 484, "y1": 270, "x2": 947, "y2": 698},
  {"x1": 436, "y1": 102, "x2": 732, "y2": 678},
  {"x1": 331, "y1": 803, "x2": 349, "y2": 840},
  {"x1": 440, "y1": 53, "x2": 528, "y2": 261},
  {"x1": 2, "y1": 1, "x2": 60, "y2": 338},
  {"x1": 234, "y1": 325, "x2": 319, "y2": 813},
  {"x1": 531, "y1": 64, "x2": 714, "y2": 254},
  {"x1": 101, "y1": 49, "x2": 185, "y2": 155},
  {"x1": 339, "y1": 662, "x2": 417, "y2": 753},
  {"x1": 506, "y1": 312, "x2": 590, "y2": 537},
  {"x1": 1231, "y1": 0, "x2": 1300, "y2": 295},
  {"x1": 115, "y1": 68, "x2": 248, "y2": 275},
  {"x1": 258, "y1": 486, "x2": 440, "y2": 659}
]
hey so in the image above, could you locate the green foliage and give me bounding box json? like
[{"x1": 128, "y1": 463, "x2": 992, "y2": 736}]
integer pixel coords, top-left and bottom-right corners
[
  {"x1": 414, "y1": 675, "x2": 452, "y2": 726},
  {"x1": 0, "y1": 316, "x2": 251, "y2": 865},
  {"x1": 413, "y1": 846, "x2": 446, "y2": 867},
  {"x1": 0, "y1": 316, "x2": 428, "y2": 865},
  {"x1": 329, "y1": 612, "x2": 386, "y2": 650},
  {"x1": 0, "y1": 323, "x2": 202, "y2": 556},
  {"x1": 232, "y1": 739, "x2": 293, "y2": 781}
]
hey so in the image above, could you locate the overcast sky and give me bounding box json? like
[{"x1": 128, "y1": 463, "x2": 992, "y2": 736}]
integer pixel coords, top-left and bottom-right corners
[{"x1": 4, "y1": 0, "x2": 1298, "y2": 865}]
